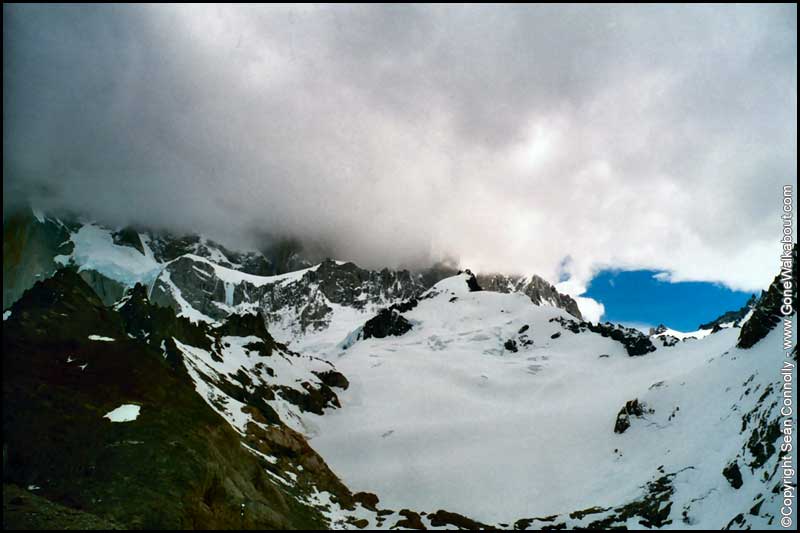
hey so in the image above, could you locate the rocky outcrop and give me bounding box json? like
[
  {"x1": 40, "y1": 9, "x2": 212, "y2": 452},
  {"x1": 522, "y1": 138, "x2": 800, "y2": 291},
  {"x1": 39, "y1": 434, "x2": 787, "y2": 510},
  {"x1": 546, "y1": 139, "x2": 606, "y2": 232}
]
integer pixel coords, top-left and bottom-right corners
[
  {"x1": 427, "y1": 509, "x2": 491, "y2": 529},
  {"x1": 504, "y1": 339, "x2": 518, "y2": 352},
  {"x1": 722, "y1": 461, "x2": 743, "y2": 489},
  {"x1": 614, "y1": 399, "x2": 650, "y2": 434},
  {"x1": 362, "y1": 309, "x2": 413, "y2": 339},
  {"x1": 314, "y1": 369, "x2": 350, "y2": 391},
  {"x1": 514, "y1": 469, "x2": 682, "y2": 530},
  {"x1": 698, "y1": 295, "x2": 757, "y2": 331},
  {"x1": 649, "y1": 326, "x2": 680, "y2": 347},
  {"x1": 464, "y1": 269, "x2": 482, "y2": 292},
  {"x1": 504, "y1": 324, "x2": 533, "y2": 353},
  {"x1": 551, "y1": 317, "x2": 657, "y2": 356}
]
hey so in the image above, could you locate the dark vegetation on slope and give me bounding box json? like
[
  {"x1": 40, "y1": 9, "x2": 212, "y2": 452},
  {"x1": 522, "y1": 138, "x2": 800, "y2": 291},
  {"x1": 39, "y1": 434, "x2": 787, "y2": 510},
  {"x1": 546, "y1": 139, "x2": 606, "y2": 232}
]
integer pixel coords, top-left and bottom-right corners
[
  {"x1": 1, "y1": 269, "x2": 347, "y2": 529},
  {"x1": 3, "y1": 483, "x2": 123, "y2": 530}
]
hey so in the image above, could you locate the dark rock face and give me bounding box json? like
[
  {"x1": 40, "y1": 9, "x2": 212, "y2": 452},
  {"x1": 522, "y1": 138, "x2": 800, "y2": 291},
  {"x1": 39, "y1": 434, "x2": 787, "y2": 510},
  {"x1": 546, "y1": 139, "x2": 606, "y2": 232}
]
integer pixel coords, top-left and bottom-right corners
[
  {"x1": 428, "y1": 509, "x2": 491, "y2": 529},
  {"x1": 389, "y1": 297, "x2": 421, "y2": 313},
  {"x1": 150, "y1": 256, "x2": 234, "y2": 321},
  {"x1": 352, "y1": 492, "x2": 380, "y2": 512},
  {"x1": 216, "y1": 310, "x2": 273, "y2": 341},
  {"x1": 614, "y1": 399, "x2": 650, "y2": 434},
  {"x1": 313, "y1": 369, "x2": 350, "y2": 390},
  {"x1": 589, "y1": 323, "x2": 656, "y2": 356},
  {"x1": 393, "y1": 510, "x2": 426, "y2": 530},
  {"x1": 362, "y1": 309, "x2": 413, "y2": 340},
  {"x1": 312, "y1": 260, "x2": 425, "y2": 308},
  {"x1": 276, "y1": 382, "x2": 342, "y2": 415},
  {"x1": 550, "y1": 317, "x2": 657, "y2": 356},
  {"x1": 248, "y1": 259, "x2": 428, "y2": 334},
  {"x1": 463, "y1": 269, "x2": 483, "y2": 292},
  {"x1": 504, "y1": 339, "x2": 519, "y2": 353},
  {"x1": 146, "y1": 233, "x2": 274, "y2": 276},
  {"x1": 738, "y1": 245, "x2": 797, "y2": 349},
  {"x1": 477, "y1": 272, "x2": 582, "y2": 320},
  {"x1": 722, "y1": 461, "x2": 743, "y2": 489},
  {"x1": 117, "y1": 283, "x2": 214, "y2": 353}
]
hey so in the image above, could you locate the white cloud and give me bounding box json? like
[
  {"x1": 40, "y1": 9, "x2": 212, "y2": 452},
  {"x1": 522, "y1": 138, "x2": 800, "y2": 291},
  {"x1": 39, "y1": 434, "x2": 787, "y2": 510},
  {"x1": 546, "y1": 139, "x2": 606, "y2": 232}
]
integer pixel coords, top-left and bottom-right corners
[
  {"x1": 574, "y1": 297, "x2": 606, "y2": 324},
  {"x1": 556, "y1": 279, "x2": 605, "y2": 323},
  {"x1": 4, "y1": 4, "x2": 796, "y2": 293}
]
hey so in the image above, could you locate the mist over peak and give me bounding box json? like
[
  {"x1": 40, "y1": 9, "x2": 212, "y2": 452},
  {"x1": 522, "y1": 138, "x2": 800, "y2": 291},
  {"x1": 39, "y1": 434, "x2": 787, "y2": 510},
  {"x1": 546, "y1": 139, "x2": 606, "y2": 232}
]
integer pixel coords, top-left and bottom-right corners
[{"x1": 4, "y1": 4, "x2": 796, "y2": 292}]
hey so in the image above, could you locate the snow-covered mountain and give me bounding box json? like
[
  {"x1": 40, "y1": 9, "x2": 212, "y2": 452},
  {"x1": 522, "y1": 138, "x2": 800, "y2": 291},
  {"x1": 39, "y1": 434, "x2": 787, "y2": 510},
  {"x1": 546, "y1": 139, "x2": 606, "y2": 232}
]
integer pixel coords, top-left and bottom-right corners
[
  {"x1": 3, "y1": 206, "x2": 796, "y2": 530},
  {"x1": 4, "y1": 208, "x2": 583, "y2": 341}
]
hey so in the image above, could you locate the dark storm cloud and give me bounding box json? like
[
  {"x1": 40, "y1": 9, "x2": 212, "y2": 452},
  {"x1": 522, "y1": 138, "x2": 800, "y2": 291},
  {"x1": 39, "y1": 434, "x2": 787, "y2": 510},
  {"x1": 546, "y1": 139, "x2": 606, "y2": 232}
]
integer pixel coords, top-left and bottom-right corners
[{"x1": 3, "y1": 4, "x2": 796, "y2": 294}]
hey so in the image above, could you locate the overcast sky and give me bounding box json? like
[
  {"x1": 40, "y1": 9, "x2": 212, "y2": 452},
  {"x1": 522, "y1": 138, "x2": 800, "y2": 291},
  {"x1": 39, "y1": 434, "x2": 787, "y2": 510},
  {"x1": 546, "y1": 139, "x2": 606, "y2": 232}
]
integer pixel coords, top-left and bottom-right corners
[{"x1": 4, "y1": 4, "x2": 797, "y2": 310}]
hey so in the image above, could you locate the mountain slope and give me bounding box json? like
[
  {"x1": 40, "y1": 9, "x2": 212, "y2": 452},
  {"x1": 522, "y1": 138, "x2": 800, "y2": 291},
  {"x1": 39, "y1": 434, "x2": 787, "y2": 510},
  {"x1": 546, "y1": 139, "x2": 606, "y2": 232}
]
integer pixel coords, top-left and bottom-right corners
[
  {"x1": 3, "y1": 208, "x2": 794, "y2": 530},
  {"x1": 303, "y1": 273, "x2": 794, "y2": 528}
]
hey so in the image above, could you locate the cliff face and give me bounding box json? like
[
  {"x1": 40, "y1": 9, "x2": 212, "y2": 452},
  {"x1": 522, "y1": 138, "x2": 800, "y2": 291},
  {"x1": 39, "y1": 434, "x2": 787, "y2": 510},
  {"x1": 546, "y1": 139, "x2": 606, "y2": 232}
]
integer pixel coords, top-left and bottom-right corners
[
  {"x1": 738, "y1": 244, "x2": 797, "y2": 349},
  {"x1": 477, "y1": 272, "x2": 583, "y2": 319},
  {"x1": 3, "y1": 210, "x2": 74, "y2": 309}
]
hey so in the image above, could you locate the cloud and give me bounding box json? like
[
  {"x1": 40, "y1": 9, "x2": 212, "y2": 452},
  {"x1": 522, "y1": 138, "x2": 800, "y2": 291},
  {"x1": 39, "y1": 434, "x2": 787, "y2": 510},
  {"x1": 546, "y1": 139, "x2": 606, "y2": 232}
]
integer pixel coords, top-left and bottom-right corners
[
  {"x1": 3, "y1": 4, "x2": 796, "y2": 292},
  {"x1": 574, "y1": 297, "x2": 606, "y2": 324},
  {"x1": 556, "y1": 277, "x2": 605, "y2": 323}
]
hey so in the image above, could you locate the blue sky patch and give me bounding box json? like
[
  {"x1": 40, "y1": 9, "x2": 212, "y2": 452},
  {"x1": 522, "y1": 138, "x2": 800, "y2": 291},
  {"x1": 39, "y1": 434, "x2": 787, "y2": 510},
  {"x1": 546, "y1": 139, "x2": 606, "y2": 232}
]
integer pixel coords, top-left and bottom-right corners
[{"x1": 584, "y1": 269, "x2": 755, "y2": 332}]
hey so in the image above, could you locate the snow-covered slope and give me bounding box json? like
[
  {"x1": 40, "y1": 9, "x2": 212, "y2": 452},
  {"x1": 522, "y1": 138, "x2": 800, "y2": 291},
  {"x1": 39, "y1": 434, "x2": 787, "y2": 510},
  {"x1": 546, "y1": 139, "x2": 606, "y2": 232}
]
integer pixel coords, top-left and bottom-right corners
[{"x1": 301, "y1": 273, "x2": 793, "y2": 528}]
